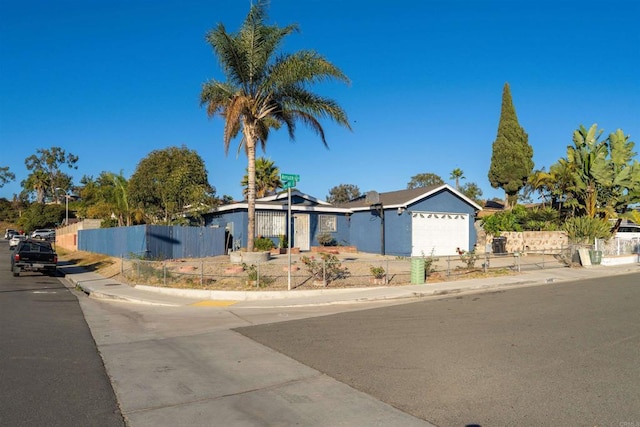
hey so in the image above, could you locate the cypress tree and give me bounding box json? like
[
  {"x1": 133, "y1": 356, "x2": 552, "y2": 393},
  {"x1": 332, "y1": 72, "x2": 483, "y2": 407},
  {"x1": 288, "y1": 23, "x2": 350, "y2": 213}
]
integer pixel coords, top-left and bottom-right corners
[{"x1": 488, "y1": 83, "x2": 534, "y2": 207}]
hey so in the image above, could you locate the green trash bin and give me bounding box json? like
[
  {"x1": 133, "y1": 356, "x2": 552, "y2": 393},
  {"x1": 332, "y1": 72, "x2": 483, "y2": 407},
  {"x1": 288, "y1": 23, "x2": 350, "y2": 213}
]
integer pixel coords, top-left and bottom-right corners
[
  {"x1": 411, "y1": 257, "x2": 425, "y2": 284},
  {"x1": 589, "y1": 250, "x2": 602, "y2": 265}
]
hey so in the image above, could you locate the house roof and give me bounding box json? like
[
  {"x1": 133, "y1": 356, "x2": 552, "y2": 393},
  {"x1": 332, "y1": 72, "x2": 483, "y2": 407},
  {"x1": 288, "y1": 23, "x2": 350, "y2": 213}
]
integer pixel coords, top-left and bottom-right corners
[
  {"x1": 210, "y1": 186, "x2": 482, "y2": 215},
  {"x1": 341, "y1": 184, "x2": 483, "y2": 212},
  {"x1": 256, "y1": 190, "x2": 331, "y2": 206},
  {"x1": 212, "y1": 189, "x2": 350, "y2": 214}
]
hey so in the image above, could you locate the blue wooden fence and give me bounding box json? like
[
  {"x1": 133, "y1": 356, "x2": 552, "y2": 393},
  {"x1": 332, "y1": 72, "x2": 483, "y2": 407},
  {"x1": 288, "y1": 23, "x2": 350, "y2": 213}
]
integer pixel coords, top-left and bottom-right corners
[{"x1": 78, "y1": 225, "x2": 226, "y2": 259}]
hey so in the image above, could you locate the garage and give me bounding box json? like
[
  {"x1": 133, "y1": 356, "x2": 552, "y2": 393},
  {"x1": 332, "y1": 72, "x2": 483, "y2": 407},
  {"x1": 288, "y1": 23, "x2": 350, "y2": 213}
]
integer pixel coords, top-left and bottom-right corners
[{"x1": 411, "y1": 212, "x2": 469, "y2": 256}]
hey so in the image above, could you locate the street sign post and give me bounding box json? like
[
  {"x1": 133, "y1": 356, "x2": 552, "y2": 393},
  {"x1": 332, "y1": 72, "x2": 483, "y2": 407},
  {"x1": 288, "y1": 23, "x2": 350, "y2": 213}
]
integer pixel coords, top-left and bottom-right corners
[
  {"x1": 281, "y1": 173, "x2": 300, "y2": 291},
  {"x1": 281, "y1": 173, "x2": 300, "y2": 181}
]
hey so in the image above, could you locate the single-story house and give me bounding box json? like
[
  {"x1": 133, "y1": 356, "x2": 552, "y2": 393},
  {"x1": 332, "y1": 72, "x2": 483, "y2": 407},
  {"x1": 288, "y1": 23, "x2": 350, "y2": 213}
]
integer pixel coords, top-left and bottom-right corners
[
  {"x1": 204, "y1": 191, "x2": 352, "y2": 252},
  {"x1": 203, "y1": 184, "x2": 482, "y2": 257},
  {"x1": 342, "y1": 185, "x2": 482, "y2": 256}
]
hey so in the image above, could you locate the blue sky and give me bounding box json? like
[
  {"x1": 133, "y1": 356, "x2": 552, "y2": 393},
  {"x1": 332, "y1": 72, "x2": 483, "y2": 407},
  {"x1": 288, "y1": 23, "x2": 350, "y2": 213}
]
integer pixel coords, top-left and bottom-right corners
[{"x1": 1, "y1": 0, "x2": 639, "y2": 203}]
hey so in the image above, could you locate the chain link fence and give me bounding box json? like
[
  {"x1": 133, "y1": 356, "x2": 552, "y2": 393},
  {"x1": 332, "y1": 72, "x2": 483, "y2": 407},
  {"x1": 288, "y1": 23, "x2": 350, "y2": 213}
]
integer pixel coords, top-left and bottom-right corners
[
  {"x1": 596, "y1": 237, "x2": 640, "y2": 256},
  {"x1": 118, "y1": 248, "x2": 572, "y2": 291}
]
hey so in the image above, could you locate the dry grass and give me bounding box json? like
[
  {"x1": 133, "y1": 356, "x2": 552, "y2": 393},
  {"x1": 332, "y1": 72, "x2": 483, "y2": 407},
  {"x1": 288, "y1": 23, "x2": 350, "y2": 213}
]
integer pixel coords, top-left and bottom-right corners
[{"x1": 57, "y1": 248, "x2": 123, "y2": 277}]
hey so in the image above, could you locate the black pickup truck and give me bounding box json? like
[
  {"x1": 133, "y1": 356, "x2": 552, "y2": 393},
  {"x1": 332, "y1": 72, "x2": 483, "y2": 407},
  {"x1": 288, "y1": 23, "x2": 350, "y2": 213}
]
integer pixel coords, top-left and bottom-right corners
[{"x1": 10, "y1": 239, "x2": 58, "y2": 277}]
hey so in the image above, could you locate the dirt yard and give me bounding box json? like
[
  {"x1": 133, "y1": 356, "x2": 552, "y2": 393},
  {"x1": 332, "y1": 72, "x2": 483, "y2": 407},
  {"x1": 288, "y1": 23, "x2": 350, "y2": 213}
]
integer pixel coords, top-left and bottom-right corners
[{"x1": 57, "y1": 248, "x2": 524, "y2": 292}]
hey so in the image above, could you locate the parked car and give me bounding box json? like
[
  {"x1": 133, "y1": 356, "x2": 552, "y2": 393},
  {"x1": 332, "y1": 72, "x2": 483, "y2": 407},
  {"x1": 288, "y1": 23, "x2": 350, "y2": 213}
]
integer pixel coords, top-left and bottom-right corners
[
  {"x1": 31, "y1": 229, "x2": 56, "y2": 240},
  {"x1": 9, "y1": 234, "x2": 27, "y2": 249},
  {"x1": 615, "y1": 224, "x2": 640, "y2": 240},
  {"x1": 4, "y1": 229, "x2": 18, "y2": 240},
  {"x1": 618, "y1": 225, "x2": 640, "y2": 233},
  {"x1": 10, "y1": 239, "x2": 58, "y2": 277}
]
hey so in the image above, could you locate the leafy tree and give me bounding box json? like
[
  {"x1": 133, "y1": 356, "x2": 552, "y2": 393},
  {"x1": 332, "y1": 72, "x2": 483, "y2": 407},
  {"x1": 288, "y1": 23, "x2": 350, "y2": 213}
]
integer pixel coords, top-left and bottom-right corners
[
  {"x1": 220, "y1": 195, "x2": 235, "y2": 205},
  {"x1": 22, "y1": 147, "x2": 78, "y2": 203},
  {"x1": 459, "y1": 182, "x2": 483, "y2": 205},
  {"x1": 79, "y1": 171, "x2": 140, "y2": 227},
  {"x1": 554, "y1": 124, "x2": 640, "y2": 220},
  {"x1": 17, "y1": 202, "x2": 65, "y2": 232},
  {"x1": 407, "y1": 173, "x2": 444, "y2": 189},
  {"x1": 522, "y1": 167, "x2": 554, "y2": 206},
  {"x1": 327, "y1": 184, "x2": 361, "y2": 204},
  {"x1": 200, "y1": 1, "x2": 351, "y2": 251},
  {"x1": 128, "y1": 146, "x2": 215, "y2": 224},
  {"x1": 241, "y1": 157, "x2": 282, "y2": 198},
  {"x1": 449, "y1": 168, "x2": 465, "y2": 190},
  {"x1": 488, "y1": 83, "x2": 534, "y2": 208},
  {"x1": 0, "y1": 166, "x2": 15, "y2": 188},
  {"x1": 0, "y1": 197, "x2": 20, "y2": 223}
]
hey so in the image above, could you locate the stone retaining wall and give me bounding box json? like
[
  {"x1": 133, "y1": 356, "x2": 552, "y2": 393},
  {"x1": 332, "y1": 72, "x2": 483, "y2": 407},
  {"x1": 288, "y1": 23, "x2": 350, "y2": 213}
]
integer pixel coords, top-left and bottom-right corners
[{"x1": 477, "y1": 230, "x2": 569, "y2": 253}]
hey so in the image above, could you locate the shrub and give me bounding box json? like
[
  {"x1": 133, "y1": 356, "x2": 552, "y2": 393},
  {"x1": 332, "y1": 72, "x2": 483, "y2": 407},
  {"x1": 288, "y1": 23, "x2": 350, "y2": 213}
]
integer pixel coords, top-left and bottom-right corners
[
  {"x1": 370, "y1": 265, "x2": 386, "y2": 279},
  {"x1": 278, "y1": 234, "x2": 288, "y2": 249},
  {"x1": 242, "y1": 263, "x2": 274, "y2": 287},
  {"x1": 301, "y1": 253, "x2": 350, "y2": 284},
  {"x1": 254, "y1": 236, "x2": 274, "y2": 251},
  {"x1": 482, "y1": 211, "x2": 521, "y2": 235},
  {"x1": 563, "y1": 216, "x2": 612, "y2": 244},
  {"x1": 482, "y1": 205, "x2": 562, "y2": 235},
  {"x1": 456, "y1": 247, "x2": 479, "y2": 269},
  {"x1": 422, "y1": 249, "x2": 438, "y2": 276},
  {"x1": 316, "y1": 233, "x2": 337, "y2": 246}
]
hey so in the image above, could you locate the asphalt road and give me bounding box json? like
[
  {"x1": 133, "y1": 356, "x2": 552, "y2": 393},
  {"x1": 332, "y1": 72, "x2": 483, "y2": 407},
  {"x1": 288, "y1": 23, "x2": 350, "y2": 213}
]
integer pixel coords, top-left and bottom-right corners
[
  {"x1": 236, "y1": 272, "x2": 640, "y2": 426},
  {"x1": 0, "y1": 241, "x2": 125, "y2": 426}
]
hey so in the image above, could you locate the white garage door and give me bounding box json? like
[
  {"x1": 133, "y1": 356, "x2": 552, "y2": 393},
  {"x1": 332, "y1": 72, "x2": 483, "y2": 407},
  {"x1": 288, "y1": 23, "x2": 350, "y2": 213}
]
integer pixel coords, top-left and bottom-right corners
[{"x1": 411, "y1": 212, "x2": 469, "y2": 256}]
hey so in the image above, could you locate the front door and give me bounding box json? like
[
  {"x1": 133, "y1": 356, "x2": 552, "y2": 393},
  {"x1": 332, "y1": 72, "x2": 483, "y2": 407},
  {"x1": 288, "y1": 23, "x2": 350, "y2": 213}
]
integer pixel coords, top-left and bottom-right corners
[{"x1": 294, "y1": 214, "x2": 310, "y2": 251}]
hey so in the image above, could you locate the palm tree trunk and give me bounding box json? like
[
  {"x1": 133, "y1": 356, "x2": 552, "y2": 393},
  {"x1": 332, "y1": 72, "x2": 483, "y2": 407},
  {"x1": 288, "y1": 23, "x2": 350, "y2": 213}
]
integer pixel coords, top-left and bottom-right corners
[{"x1": 245, "y1": 126, "x2": 257, "y2": 252}]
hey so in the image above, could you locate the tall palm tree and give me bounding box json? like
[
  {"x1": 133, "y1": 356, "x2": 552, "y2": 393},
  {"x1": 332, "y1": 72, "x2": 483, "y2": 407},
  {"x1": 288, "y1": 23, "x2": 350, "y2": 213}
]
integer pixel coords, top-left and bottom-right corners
[
  {"x1": 200, "y1": 1, "x2": 351, "y2": 251},
  {"x1": 449, "y1": 168, "x2": 465, "y2": 190},
  {"x1": 241, "y1": 157, "x2": 282, "y2": 198},
  {"x1": 106, "y1": 171, "x2": 132, "y2": 226}
]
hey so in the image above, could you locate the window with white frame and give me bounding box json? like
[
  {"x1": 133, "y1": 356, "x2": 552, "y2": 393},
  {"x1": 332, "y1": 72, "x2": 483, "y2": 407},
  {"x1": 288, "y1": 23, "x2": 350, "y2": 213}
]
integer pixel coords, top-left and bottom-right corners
[
  {"x1": 319, "y1": 214, "x2": 337, "y2": 233},
  {"x1": 256, "y1": 211, "x2": 286, "y2": 237}
]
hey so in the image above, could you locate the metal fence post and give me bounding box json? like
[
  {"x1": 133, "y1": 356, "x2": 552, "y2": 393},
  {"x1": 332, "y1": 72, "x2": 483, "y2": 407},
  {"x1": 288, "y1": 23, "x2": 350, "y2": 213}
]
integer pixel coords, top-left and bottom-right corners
[
  {"x1": 386, "y1": 259, "x2": 389, "y2": 284},
  {"x1": 447, "y1": 256, "x2": 451, "y2": 277},
  {"x1": 323, "y1": 258, "x2": 326, "y2": 284},
  {"x1": 257, "y1": 261, "x2": 260, "y2": 287},
  {"x1": 163, "y1": 261, "x2": 166, "y2": 286},
  {"x1": 200, "y1": 260, "x2": 204, "y2": 286}
]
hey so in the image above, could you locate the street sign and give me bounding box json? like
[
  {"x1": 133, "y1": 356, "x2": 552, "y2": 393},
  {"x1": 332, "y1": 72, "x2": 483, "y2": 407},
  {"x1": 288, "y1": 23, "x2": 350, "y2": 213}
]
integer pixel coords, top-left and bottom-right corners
[
  {"x1": 281, "y1": 173, "x2": 300, "y2": 181},
  {"x1": 282, "y1": 180, "x2": 296, "y2": 189}
]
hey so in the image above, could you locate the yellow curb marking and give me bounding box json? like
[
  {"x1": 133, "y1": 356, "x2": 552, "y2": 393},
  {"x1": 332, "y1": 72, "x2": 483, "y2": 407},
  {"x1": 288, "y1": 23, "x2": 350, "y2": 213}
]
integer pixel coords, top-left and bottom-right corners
[{"x1": 190, "y1": 300, "x2": 238, "y2": 307}]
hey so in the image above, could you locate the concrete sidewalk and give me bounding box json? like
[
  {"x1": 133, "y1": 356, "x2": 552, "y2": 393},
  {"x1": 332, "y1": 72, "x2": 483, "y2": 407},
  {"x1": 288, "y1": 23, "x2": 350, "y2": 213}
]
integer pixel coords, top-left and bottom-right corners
[
  {"x1": 59, "y1": 261, "x2": 640, "y2": 308},
  {"x1": 58, "y1": 260, "x2": 639, "y2": 427}
]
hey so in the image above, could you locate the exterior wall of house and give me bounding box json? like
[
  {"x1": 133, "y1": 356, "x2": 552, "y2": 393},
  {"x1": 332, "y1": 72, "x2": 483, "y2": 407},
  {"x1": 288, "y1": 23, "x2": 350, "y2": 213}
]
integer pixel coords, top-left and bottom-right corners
[
  {"x1": 205, "y1": 210, "x2": 247, "y2": 251},
  {"x1": 412, "y1": 189, "x2": 478, "y2": 252},
  {"x1": 349, "y1": 190, "x2": 478, "y2": 256},
  {"x1": 348, "y1": 208, "x2": 411, "y2": 256},
  {"x1": 308, "y1": 213, "x2": 350, "y2": 247},
  {"x1": 204, "y1": 209, "x2": 351, "y2": 251}
]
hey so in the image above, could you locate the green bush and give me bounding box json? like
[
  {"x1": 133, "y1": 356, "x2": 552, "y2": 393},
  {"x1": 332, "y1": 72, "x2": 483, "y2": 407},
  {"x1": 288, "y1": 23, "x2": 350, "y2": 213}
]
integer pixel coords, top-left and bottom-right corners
[
  {"x1": 254, "y1": 236, "x2": 274, "y2": 251},
  {"x1": 301, "y1": 253, "x2": 350, "y2": 284},
  {"x1": 482, "y1": 205, "x2": 562, "y2": 235},
  {"x1": 316, "y1": 233, "x2": 337, "y2": 246},
  {"x1": 563, "y1": 216, "x2": 612, "y2": 244},
  {"x1": 242, "y1": 263, "x2": 274, "y2": 287},
  {"x1": 370, "y1": 265, "x2": 385, "y2": 279}
]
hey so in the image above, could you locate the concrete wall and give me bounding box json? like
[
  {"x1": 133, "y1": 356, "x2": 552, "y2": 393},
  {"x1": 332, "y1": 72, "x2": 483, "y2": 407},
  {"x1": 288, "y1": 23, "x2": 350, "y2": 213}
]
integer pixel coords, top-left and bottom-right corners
[
  {"x1": 477, "y1": 230, "x2": 569, "y2": 253},
  {"x1": 55, "y1": 219, "x2": 102, "y2": 251}
]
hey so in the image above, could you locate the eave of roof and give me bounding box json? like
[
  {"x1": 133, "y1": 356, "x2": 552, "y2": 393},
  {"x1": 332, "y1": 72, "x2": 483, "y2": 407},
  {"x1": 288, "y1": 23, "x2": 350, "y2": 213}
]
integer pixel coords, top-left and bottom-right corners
[{"x1": 342, "y1": 184, "x2": 483, "y2": 212}]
